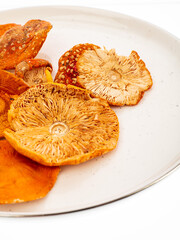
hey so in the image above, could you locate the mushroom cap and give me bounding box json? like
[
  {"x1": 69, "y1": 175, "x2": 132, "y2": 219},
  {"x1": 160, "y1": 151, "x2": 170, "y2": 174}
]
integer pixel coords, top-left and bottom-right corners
[
  {"x1": 15, "y1": 58, "x2": 53, "y2": 86},
  {"x1": 77, "y1": 49, "x2": 153, "y2": 106},
  {"x1": 54, "y1": 43, "x2": 100, "y2": 87},
  {"x1": 0, "y1": 70, "x2": 29, "y2": 138},
  {"x1": 55, "y1": 43, "x2": 152, "y2": 106},
  {"x1": 4, "y1": 83, "x2": 119, "y2": 166},
  {"x1": 15, "y1": 58, "x2": 53, "y2": 79},
  {"x1": 0, "y1": 140, "x2": 60, "y2": 204},
  {"x1": 0, "y1": 90, "x2": 12, "y2": 138},
  {"x1": 0, "y1": 23, "x2": 20, "y2": 37},
  {"x1": 0, "y1": 69, "x2": 29, "y2": 94},
  {"x1": 0, "y1": 19, "x2": 52, "y2": 70}
]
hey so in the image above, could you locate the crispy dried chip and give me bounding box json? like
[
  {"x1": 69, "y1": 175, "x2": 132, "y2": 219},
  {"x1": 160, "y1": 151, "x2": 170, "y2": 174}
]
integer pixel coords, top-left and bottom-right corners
[
  {"x1": 55, "y1": 44, "x2": 153, "y2": 106},
  {"x1": 0, "y1": 140, "x2": 60, "y2": 204},
  {"x1": 0, "y1": 70, "x2": 29, "y2": 138},
  {"x1": 0, "y1": 23, "x2": 20, "y2": 37},
  {"x1": 15, "y1": 58, "x2": 53, "y2": 86},
  {"x1": 54, "y1": 43, "x2": 100, "y2": 87},
  {"x1": 0, "y1": 19, "x2": 52, "y2": 70},
  {"x1": 4, "y1": 83, "x2": 119, "y2": 166}
]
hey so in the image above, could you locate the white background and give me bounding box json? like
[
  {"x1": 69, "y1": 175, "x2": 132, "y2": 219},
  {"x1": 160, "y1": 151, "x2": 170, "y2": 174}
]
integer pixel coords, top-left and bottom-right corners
[{"x1": 0, "y1": 1, "x2": 180, "y2": 239}]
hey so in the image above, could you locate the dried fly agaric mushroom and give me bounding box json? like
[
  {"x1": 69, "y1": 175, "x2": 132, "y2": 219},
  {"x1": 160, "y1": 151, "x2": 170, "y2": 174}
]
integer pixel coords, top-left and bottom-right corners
[
  {"x1": 15, "y1": 58, "x2": 53, "y2": 86},
  {"x1": 0, "y1": 70, "x2": 29, "y2": 138},
  {"x1": 0, "y1": 140, "x2": 60, "y2": 204},
  {"x1": 0, "y1": 19, "x2": 52, "y2": 70},
  {"x1": 55, "y1": 43, "x2": 100, "y2": 87},
  {"x1": 4, "y1": 83, "x2": 119, "y2": 166},
  {"x1": 55, "y1": 44, "x2": 153, "y2": 106},
  {"x1": 0, "y1": 23, "x2": 20, "y2": 37}
]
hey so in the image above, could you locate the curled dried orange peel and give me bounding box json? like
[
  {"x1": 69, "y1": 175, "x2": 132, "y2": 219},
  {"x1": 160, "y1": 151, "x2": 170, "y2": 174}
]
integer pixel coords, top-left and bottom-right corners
[
  {"x1": 0, "y1": 140, "x2": 60, "y2": 204},
  {"x1": 4, "y1": 83, "x2": 119, "y2": 166},
  {"x1": 55, "y1": 44, "x2": 153, "y2": 106},
  {"x1": 15, "y1": 58, "x2": 53, "y2": 86},
  {"x1": 0, "y1": 19, "x2": 52, "y2": 70},
  {"x1": 0, "y1": 70, "x2": 29, "y2": 138}
]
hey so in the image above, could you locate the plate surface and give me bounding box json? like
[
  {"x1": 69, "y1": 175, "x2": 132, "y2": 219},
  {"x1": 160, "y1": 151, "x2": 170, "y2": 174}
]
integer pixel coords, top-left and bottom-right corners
[{"x1": 0, "y1": 6, "x2": 180, "y2": 217}]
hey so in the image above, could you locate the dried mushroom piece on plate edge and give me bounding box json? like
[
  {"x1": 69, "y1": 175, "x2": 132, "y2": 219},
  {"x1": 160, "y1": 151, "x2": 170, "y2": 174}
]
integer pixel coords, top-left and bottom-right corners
[
  {"x1": 55, "y1": 44, "x2": 153, "y2": 106},
  {"x1": 15, "y1": 58, "x2": 53, "y2": 86},
  {"x1": 0, "y1": 19, "x2": 52, "y2": 70},
  {"x1": 4, "y1": 83, "x2": 119, "y2": 166},
  {"x1": 0, "y1": 140, "x2": 60, "y2": 204},
  {"x1": 0, "y1": 70, "x2": 29, "y2": 138}
]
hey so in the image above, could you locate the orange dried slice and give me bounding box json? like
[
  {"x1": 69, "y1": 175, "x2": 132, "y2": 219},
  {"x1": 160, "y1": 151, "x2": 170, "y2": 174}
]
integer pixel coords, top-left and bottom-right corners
[
  {"x1": 0, "y1": 69, "x2": 29, "y2": 94},
  {"x1": 0, "y1": 23, "x2": 20, "y2": 37},
  {"x1": 55, "y1": 44, "x2": 153, "y2": 106},
  {"x1": 0, "y1": 140, "x2": 60, "y2": 204},
  {"x1": 0, "y1": 70, "x2": 29, "y2": 138},
  {"x1": 55, "y1": 43, "x2": 100, "y2": 87},
  {"x1": 0, "y1": 90, "x2": 12, "y2": 138},
  {"x1": 15, "y1": 58, "x2": 53, "y2": 86},
  {"x1": 0, "y1": 19, "x2": 52, "y2": 70},
  {"x1": 4, "y1": 83, "x2": 119, "y2": 166}
]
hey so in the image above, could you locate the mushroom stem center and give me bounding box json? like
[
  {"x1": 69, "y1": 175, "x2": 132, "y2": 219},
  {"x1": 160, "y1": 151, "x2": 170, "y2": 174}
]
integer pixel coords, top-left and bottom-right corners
[
  {"x1": 49, "y1": 122, "x2": 69, "y2": 136},
  {"x1": 108, "y1": 70, "x2": 122, "y2": 82}
]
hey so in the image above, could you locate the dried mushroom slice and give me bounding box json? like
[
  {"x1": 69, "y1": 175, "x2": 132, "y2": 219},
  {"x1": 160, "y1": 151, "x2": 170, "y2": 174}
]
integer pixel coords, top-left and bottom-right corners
[
  {"x1": 0, "y1": 140, "x2": 60, "y2": 204},
  {"x1": 54, "y1": 43, "x2": 100, "y2": 87},
  {"x1": 0, "y1": 70, "x2": 29, "y2": 138},
  {"x1": 4, "y1": 83, "x2": 119, "y2": 166},
  {"x1": 0, "y1": 19, "x2": 52, "y2": 70},
  {"x1": 77, "y1": 49, "x2": 153, "y2": 106},
  {"x1": 0, "y1": 23, "x2": 20, "y2": 37},
  {"x1": 0, "y1": 90, "x2": 12, "y2": 138},
  {"x1": 55, "y1": 44, "x2": 152, "y2": 106},
  {"x1": 0, "y1": 69, "x2": 29, "y2": 94},
  {"x1": 15, "y1": 58, "x2": 53, "y2": 86}
]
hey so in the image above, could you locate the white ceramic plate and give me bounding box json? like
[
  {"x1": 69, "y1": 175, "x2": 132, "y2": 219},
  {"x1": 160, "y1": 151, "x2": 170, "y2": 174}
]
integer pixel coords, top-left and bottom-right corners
[{"x1": 0, "y1": 6, "x2": 180, "y2": 217}]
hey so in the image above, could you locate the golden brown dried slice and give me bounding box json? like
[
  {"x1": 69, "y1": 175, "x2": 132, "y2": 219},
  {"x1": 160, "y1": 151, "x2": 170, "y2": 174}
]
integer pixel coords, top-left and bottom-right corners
[
  {"x1": 0, "y1": 19, "x2": 52, "y2": 70},
  {"x1": 15, "y1": 58, "x2": 53, "y2": 86},
  {"x1": 77, "y1": 49, "x2": 153, "y2": 106},
  {"x1": 55, "y1": 43, "x2": 100, "y2": 87},
  {"x1": 55, "y1": 44, "x2": 153, "y2": 106},
  {"x1": 0, "y1": 23, "x2": 20, "y2": 37},
  {"x1": 0, "y1": 70, "x2": 29, "y2": 138},
  {"x1": 4, "y1": 83, "x2": 119, "y2": 166},
  {"x1": 0, "y1": 140, "x2": 60, "y2": 204}
]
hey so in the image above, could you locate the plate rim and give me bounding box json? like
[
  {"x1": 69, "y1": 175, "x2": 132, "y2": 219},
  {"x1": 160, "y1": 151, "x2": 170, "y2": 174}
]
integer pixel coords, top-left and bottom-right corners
[
  {"x1": 0, "y1": 5, "x2": 179, "y2": 42},
  {"x1": 1, "y1": 161, "x2": 180, "y2": 218},
  {"x1": 0, "y1": 5, "x2": 180, "y2": 217}
]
